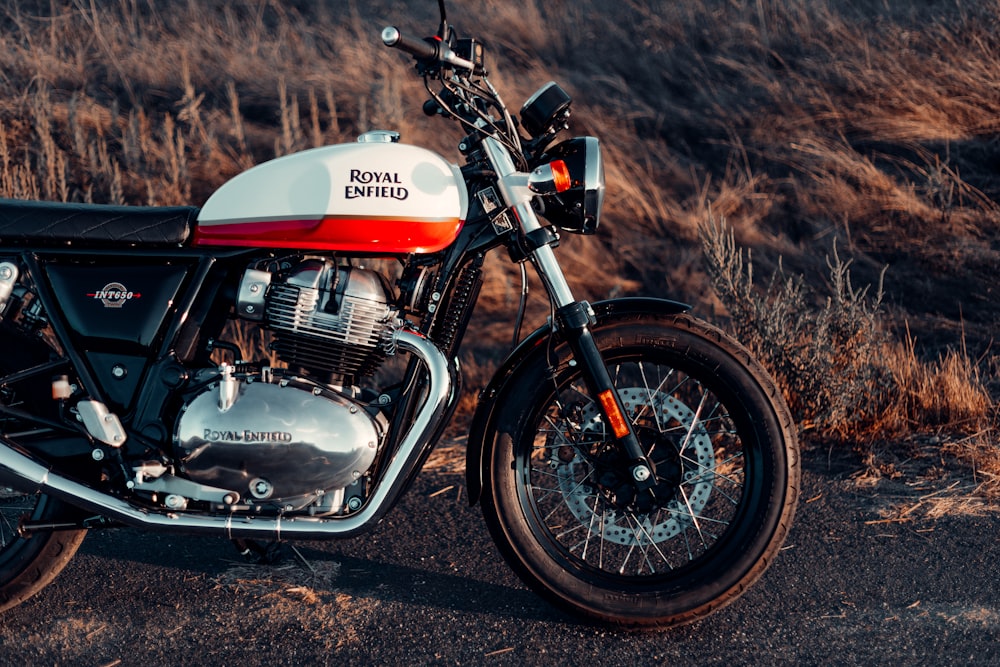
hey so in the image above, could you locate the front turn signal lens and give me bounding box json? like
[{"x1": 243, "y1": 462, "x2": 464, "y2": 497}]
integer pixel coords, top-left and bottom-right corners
[
  {"x1": 550, "y1": 159, "x2": 571, "y2": 193},
  {"x1": 528, "y1": 160, "x2": 572, "y2": 195},
  {"x1": 598, "y1": 389, "x2": 630, "y2": 439}
]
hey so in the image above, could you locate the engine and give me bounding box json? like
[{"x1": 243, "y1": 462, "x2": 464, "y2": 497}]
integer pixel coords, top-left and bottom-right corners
[
  {"x1": 164, "y1": 258, "x2": 401, "y2": 514},
  {"x1": 238, "y1": 257, "x2": 399, "y2": 382}
]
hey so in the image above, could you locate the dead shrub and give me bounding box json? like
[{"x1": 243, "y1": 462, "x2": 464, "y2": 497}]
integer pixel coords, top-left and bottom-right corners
[{"x1": 700, "y1": 217, "x2": 995, "y2": 443}]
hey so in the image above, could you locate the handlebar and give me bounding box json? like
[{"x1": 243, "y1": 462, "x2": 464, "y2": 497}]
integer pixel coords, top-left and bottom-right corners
[
  {"x1": 381, "y1": 26, "x2": 476, "y2": 71},
  {"x1": 381, "y1": 21, "x2": 524, "y2": 164},
  {"x1": 381, "y1": 26, "x2": 438, "y2": 61}
]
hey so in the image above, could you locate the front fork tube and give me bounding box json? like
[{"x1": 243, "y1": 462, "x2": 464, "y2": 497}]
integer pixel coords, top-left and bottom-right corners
[
  {"x1": 485, "y1": 135, "x2": 656, "y2": 493},
  {"x1": 512, "y1": 208, "x2": 656, "y2": 494},
  {"x1": 554, "y1": 301, "x2": 657, "y2": 493}
]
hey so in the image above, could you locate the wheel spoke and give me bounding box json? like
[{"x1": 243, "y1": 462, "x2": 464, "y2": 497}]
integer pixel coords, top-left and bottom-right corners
[
  {"x1": 681, "y1": 452, "x2": 745, "y2": 504},
  {"x1": 557, "y1": 522, "x2": 591, "y2": 542},
  {"x1": 0, "y1": 494, "x2": 30, "y2": 548},
  {"x1": 622, "y1": 511, "x2": 671, "y2": 573},
  {"x1": 542, "y1": 471, "x2": 595, "y2": 523},
  {"x1": 581, "y1": 494, "x2": 600, "y2": 562},
  {"x1": 677, "y1": 479, "x2": 710, "y2": 549},
  {"x1": 618, "y1": 530, "x2": 638, "y2": 574},
  {"x1": 669, "y1": 504, "x2": 731, "y2": 527},
  {"x1": 678, "y1": 389, "x2": 709, "y2": 458},
  {"x1": 680, "y1": 450, "x2": 743, "y2": 482},
  {"x1": 636, "y1": 362, "x2": 676, "y2": 433}
]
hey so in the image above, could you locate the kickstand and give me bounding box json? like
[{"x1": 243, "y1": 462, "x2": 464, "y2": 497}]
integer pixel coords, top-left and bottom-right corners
[
  {"x1": 231, "y1": 538, "x2": 284, "y2": 565},
  {"x1": 231, "y1": 539, "x2": 317, "y2": 577},
  {"x1": 287, "y1": 543, "x2": 317, "y2": 577}
]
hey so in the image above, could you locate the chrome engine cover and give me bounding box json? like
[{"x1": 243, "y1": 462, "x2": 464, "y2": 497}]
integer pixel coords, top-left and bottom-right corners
[{"x1": 173, "y1": 376, "x2": 381, "y2": 502}]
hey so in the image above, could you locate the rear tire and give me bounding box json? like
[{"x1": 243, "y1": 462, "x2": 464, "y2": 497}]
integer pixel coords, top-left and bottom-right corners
[
  {"x1": 481, "y1": 314, "x2": 798, "y2": 628},
  {"x1": 0, "y1": 323, "x2": 87, "y2": 611},
  {"x1": 0, "y1": 491, "x2": 86, "y2": 612}
]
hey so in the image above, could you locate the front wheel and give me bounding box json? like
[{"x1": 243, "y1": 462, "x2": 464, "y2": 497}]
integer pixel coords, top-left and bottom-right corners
[{"x1": 481, "y1": 314, "x2": 799, "y2": 629}]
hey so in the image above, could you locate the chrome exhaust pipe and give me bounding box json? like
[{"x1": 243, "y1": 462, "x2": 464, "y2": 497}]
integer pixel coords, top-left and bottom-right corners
[{"x1": 0, "y1": 330, "x2": 455, "y2": 541}]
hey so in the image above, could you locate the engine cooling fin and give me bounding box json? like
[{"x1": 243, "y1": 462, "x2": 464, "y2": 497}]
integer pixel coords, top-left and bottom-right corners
[{"x1": 263, "y1": 261, "x2": 394, "y2": 378}]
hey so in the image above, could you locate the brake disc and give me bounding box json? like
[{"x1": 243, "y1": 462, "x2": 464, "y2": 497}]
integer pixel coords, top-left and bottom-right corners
[{"x1": 552, "y1": 387, "x2": 716, "y2": 546}]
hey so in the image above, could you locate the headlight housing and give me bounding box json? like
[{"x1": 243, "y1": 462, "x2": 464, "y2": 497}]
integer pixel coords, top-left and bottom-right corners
[{"x1": 533, "y1": 137, "x2": 604, "y2": 234}]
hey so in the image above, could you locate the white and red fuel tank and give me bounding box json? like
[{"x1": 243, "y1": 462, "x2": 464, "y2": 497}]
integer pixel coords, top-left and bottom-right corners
[{"x1": 194, "y1": 133, "x2": 468, "y2": 253}]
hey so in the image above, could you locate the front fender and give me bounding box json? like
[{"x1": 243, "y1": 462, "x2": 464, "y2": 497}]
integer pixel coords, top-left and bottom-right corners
[{"x1": 465, "y1": 297, "x2": 689, "y2": 505}]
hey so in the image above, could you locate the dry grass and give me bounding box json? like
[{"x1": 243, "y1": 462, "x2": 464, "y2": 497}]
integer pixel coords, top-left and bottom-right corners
[
  {"x1": 701, "y1": 218, "x2": 891, "y2": 437},
  {"x1": 0, "y1": 0, "x2": 996, "y2": 476},
  {"x1": 701, "y1": 218, "x2": 997, "y2": 481}
]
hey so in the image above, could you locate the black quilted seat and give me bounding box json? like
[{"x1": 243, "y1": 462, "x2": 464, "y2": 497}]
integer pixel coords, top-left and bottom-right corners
[{"x1": 0, "y1": 198, "x2": 198, "y2": 247}]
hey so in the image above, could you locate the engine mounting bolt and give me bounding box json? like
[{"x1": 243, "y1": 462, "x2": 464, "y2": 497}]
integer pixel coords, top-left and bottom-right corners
[
  {"x1": 348, "y1": 497, "x2": 362, "y2": 511},
  {"x1": 250, "y1": 478, "x2": 273, "y2": 499},
  {"x1": 632, "y1": 465, "x2": 652, "y2": 482},
  {"x1": 164, "y1": 494, "x2": 187, "y2": 510},
  {"x1": 313, "y1": 387, "x2": 322, "y2": 395},
  {"x1": 378, "y1": 394, "x2": 391, "y2": 405},
  {"x1": 91, "y1": 449, "x2": 105, "y2": 461},
  {"x1": 245, "y1": 305, "x2": 255, "y2": 314}
]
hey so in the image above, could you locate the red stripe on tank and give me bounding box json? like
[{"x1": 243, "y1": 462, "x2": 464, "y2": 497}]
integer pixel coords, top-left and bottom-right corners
[{"x1": 192, "y1": 215, "x2": 464, "y2": 253}]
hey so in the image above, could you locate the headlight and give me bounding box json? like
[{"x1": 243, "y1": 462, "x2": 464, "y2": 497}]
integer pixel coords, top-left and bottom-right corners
[{"x1": 533, "y1": 136, "x2": 604, "y2": 234}]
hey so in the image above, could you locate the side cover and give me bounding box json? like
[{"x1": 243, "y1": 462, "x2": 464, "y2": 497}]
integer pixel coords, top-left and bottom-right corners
[{"x1": 194, "y1": 142, "x2": 469, "y2": 254}]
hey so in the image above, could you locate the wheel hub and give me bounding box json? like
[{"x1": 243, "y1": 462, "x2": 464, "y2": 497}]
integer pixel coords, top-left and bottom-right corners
[{"x1": 552, "y1": 387, "x2": 717, "y2": 546}]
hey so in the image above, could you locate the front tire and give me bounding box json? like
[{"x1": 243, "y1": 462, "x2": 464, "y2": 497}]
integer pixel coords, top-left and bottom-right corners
[{"x1": 481, "y1": 314, "x2": 799, "y2": 629}]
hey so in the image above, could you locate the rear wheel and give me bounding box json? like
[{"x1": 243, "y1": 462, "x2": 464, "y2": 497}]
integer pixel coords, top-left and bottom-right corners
[
  {"x1": 481, "y1": 314, "x2": 798, "y2": 628},
  {"x1": 0, "y1": 326, "x2": 88, "y2": 612},
  {"x1": 0, "y1": 490, "x2": 86, "y2": 612}
]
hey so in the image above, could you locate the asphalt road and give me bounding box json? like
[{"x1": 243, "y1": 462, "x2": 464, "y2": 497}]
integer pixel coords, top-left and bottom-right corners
[{"x1": 1, "y1": 446, "x2": 999, "y2": 666}]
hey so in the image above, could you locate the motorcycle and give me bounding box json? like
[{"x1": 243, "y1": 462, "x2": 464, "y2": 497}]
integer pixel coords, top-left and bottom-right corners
[{"x1": 0, "y1": 1, "x2": 798, "y2": 629}]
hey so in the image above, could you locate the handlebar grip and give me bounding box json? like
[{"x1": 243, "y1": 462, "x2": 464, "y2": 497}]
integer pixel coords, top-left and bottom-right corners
[{"x1": 381, "y1": 26, "x2": 438, "y2": 61}]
